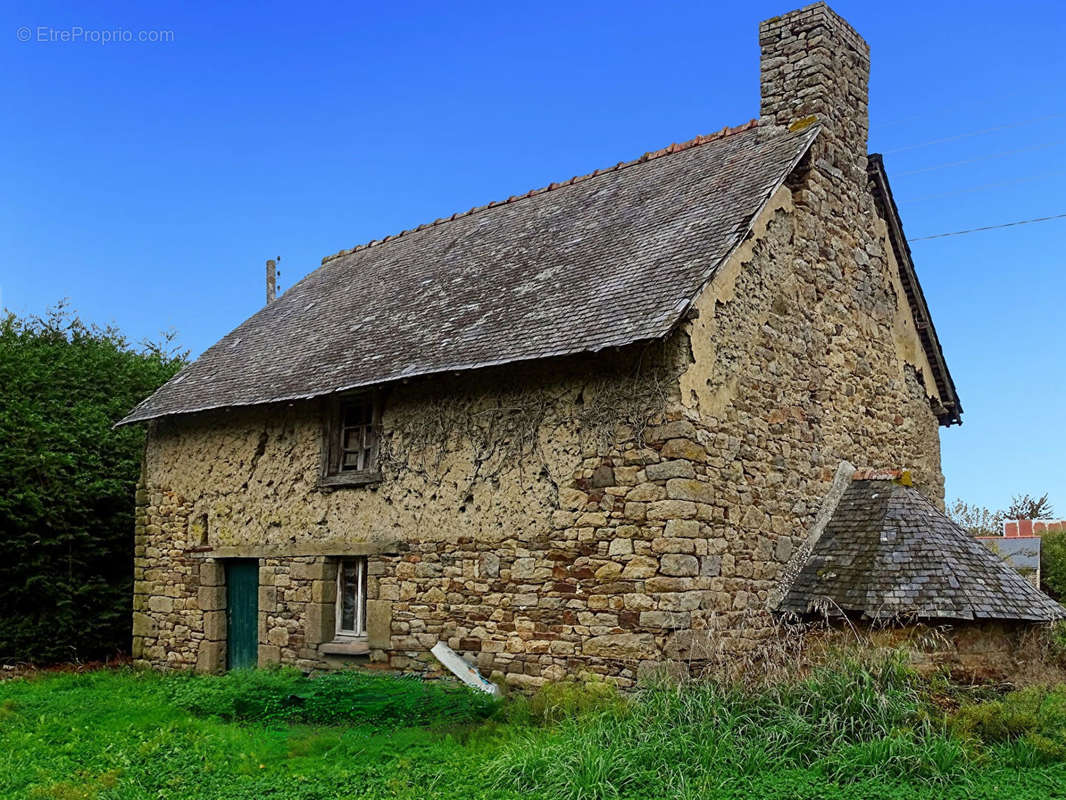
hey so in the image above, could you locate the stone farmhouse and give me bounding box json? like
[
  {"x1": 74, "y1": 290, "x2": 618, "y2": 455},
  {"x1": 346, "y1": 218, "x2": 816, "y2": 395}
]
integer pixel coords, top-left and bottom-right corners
[{"x1": 120, "y1": 4, "x2": 1062, "y2": 686}]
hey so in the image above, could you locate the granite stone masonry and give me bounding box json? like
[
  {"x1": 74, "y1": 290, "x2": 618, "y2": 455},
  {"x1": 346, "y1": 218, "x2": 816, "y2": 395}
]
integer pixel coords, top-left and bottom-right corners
[{"x1": 128, "y1": 4, "x2": 980, "y2": 686}]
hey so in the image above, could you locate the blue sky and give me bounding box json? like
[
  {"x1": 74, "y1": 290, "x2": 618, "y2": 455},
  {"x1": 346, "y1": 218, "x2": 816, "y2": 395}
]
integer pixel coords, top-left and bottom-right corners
[{"x1": 2, "y1": 0, "x2": 1064, "y2": 513}]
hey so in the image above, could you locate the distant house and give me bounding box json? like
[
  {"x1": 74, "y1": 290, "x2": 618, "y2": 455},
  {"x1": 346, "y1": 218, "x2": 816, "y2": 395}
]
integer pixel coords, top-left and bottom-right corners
[
  {"x1": 1005, "y1": 520, "x2": 1066, "y2": 537},
  {"x1": 976, "y1": 519, "x2": 1066, "y2": 590},
  {"x1": 120, "y1": 4, "x2": 1058, "y2": 686}
]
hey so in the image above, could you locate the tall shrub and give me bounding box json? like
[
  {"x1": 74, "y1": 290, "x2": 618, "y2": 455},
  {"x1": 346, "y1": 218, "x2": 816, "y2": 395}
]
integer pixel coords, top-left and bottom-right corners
[
  {"x1": 0, "y1": 304, "x2": 184, "y2": 663},
  {"x1": 1042, "y1": 530, "x2": 1066, "y2": 601}
]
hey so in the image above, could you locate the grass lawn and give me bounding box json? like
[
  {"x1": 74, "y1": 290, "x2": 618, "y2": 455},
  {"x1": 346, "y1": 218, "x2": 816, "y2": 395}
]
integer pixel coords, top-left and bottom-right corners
[{"x1": 2, "y1": 661, "x2": 1066, "y2": 800}]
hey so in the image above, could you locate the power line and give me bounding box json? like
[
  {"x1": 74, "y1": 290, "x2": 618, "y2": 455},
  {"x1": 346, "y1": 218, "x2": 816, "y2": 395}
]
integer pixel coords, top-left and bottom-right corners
[
  {"x1": 883, "y1": 114, "x2": 1066, "y2": 155},
  {"x1": 903, "y1": 168, "x2": 1066, "y2": 202},
  {"x1": 877, "y1": 84, "x2": 1066, "y2": 130},
  {"x1": 909, "y1": 213, "x2": 1066, "y2": 242},
  {"x1": 894, "y1": 139, "x2": 1066, "y2": 176}
]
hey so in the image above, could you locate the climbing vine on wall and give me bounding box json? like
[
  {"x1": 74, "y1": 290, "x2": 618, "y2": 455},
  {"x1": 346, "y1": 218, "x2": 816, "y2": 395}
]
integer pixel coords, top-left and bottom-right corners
[{"x1": 377, "y1": 339, "x2": 685, "y2": 497}]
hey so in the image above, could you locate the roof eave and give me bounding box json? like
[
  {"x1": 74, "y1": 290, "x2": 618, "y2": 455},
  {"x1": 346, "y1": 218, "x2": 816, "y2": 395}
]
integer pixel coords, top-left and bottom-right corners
[
  {"x1": 779, "y1": 600, "x2": 1065, "y2": 625},
  {"x1": 867, "y1": 153, "x2": 963, "y2": 427},
  {"x1": 115, "y1": 333, "x2": 670, "y2": 427}
]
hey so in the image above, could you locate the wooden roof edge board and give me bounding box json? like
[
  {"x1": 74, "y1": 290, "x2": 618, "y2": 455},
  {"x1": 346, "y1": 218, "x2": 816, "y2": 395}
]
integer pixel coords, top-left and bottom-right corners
[{"x1": 867, "y1": 153, "x2": 963, "y2": 427}]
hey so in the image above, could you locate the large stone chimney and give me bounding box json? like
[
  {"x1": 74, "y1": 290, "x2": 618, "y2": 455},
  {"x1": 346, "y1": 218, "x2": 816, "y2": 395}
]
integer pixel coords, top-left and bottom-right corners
[{"x1": 759, "y1": 3, "x2": 870, "y2": 187}]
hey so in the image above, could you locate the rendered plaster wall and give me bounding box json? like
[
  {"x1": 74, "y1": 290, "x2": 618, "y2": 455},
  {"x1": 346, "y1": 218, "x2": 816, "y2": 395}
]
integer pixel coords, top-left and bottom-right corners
[{"x1": 133, "y1": 344, "x2": 750, "y2": 684}]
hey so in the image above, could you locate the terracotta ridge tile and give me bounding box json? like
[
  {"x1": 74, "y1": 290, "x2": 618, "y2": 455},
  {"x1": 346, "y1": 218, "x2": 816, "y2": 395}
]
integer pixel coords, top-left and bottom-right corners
[{"x1": 852, "y1": 468, "x2": 912, "y2": 486}]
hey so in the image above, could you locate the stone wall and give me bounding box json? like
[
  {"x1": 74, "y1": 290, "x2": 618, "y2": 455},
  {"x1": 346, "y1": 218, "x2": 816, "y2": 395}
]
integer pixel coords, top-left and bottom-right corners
[
  {"x1": 132, "y1": 4, "x2": 949, "y2": 685},
  {"x1": 756, "y1": 2, "x2": 945, "y2": 505},
  {"x1": 133, "y1": 485, "x2": 203, "y2": 669},
  {"x1": 134, "y1": 344, "x2": 735, "y2": 684},
  {"x1": 868, "y1": 622, "x2": 1059, "y2": 684}
]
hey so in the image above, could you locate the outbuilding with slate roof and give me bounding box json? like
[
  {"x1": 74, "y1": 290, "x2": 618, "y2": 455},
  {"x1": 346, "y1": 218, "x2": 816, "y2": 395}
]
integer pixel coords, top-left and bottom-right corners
[
  {"x1": 778, "y1": 469, "x2": 1065, "y2": 623},
  {"x1": 122, "y1": 5, "x2": 1031, "y2": 685}
]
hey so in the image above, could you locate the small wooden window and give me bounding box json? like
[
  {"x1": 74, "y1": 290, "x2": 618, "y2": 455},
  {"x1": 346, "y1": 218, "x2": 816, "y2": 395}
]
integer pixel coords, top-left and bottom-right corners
[
  {"x1": 321, "y1": 394, "x2": 382, "y2": 487},
  {"x1": 340, "y1": 399, "x2": 375, "y2": 471},
  {"x1": 336, "y1": 557, "x2": 367, "y2": 638}
]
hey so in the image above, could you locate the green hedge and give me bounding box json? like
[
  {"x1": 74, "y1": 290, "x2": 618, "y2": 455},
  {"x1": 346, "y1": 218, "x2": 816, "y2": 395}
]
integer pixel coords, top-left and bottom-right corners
[
  {"x1": 1042, "y1": 530, "x2": 1066, "y2": 601},
  {"x1": 0, "y1": 305, "x2": 183, "y2": 663}
]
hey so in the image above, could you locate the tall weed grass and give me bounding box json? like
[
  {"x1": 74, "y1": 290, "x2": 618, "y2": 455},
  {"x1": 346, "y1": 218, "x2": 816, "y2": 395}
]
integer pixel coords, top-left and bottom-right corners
[
  {"x1": 5, "y1": 661, "x2": 1066, "y2": 799},
  {"x1": 488, "y1": 652, "x2": 970, "y2": 799},
  {"x1": 502, "y1": 678, "x2": 628, "y2": 726}
]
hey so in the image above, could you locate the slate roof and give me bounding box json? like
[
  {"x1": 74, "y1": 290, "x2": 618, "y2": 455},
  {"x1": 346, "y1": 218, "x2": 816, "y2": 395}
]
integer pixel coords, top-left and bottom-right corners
[
  {"x1": 779, "y1": 476, "x2": 1066, "y2": 622},
  {"x1": 118, "y1": 122, "x2": 819, "y2": 425}
]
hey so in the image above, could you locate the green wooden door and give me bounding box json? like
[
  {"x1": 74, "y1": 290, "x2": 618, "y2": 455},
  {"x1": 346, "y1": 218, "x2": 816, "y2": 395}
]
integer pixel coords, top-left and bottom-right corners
[{"x1": 225, "y1": 560, "x2": 259, "y2": 670}]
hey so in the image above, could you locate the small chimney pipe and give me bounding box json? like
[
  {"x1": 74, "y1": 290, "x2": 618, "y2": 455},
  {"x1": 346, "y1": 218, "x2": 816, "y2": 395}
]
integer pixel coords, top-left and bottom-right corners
[{"x1": 266, "y1": 258, "x2": 278, "y2": 304}]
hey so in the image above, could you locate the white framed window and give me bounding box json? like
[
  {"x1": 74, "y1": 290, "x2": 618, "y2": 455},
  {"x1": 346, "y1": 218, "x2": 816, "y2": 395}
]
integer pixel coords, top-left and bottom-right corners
[{"x1": 336, "y1": 557, "x2": 367, "y2": 638}]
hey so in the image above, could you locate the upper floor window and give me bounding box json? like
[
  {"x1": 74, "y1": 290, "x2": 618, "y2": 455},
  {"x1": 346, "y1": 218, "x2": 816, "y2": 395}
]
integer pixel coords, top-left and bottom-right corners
[{"x1": 320, "y1": 393, "x2": 382, "y2": 487}]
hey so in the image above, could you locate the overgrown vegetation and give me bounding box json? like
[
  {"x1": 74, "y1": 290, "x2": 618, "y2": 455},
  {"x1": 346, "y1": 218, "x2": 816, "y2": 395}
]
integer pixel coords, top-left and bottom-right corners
[
  {"x1": 5, "y1": 659, "x2": 1066, "y2": 799},
  {"x1": 1005, "y1": 493, "x2": 1055, "y2": 522},
  {"x1": 0, "y1": 304, "x2": 185, "y2": 664},
  {"x1": 488, "y1": 654, "x2": 967, "y2": 797},
  {"x1": 168, "y1": 666, "x2": 499, "y2": 727},
  {"x1": 951, "y1": 685, "x2": 1066, "y2": 761},
  {"x1": 515, "y1": 675, "x2": 627, "y2": 725},
  {"x1": 946, "y1": 498, "x2": 1003, "y2": 537}
]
